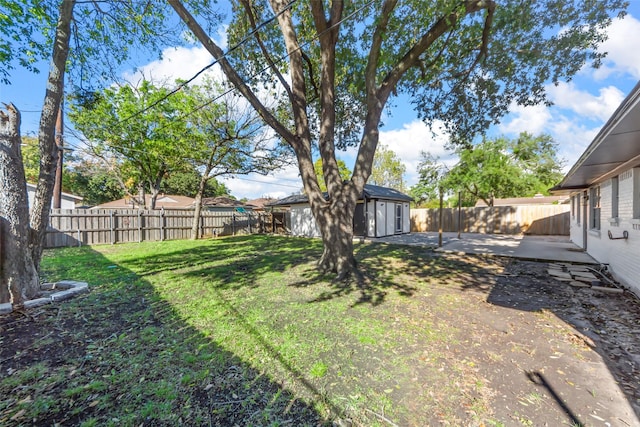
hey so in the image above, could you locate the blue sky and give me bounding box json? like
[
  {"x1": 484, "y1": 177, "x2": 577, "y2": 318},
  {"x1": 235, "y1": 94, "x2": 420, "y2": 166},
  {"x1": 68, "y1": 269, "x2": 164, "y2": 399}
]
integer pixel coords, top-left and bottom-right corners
[{"x1": 2, "y1": 4, "x2": 640, "y2": 200}]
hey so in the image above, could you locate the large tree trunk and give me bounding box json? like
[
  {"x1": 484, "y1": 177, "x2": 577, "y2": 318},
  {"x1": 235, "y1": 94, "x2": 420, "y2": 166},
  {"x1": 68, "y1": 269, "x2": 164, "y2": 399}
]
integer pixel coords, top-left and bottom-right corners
[
  {"x1": 0, "y1": 105, "x2": 40, "y2": 304},
  {"x1": 29, "y1": 0, "x2": 75, "y2": 269},
  {"x1": 312, "y1": 186, "x2": 359, "y2": 279}
]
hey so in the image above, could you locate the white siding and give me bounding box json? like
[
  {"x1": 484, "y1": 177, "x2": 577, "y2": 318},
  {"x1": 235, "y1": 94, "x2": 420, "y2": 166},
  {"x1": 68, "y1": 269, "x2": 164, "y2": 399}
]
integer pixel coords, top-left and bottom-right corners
[
  {"x1": 290, "y1": 204, "x2": 320, "y2": 237},
  {"x1": 366, "y1": 201, "x2": 376, "y2": 237},
  {"x1": 386, "y1": 202, "x2": 395, "y2": 235},
  {"x1": 27, "y1": 187, "x2": 78, "y2": 209},
  {"x1": 573, "y1": 167, "x2": 640, "y2": 296},
  {"x1": 402, "y1": 202, "x2": 410, "y2": 233},
  {"x1": 569, "y1": 192, "x2": 585, "y2": 249},
  {"x1": 376, "y1": 201, "x2": 386, "y2": 237}
]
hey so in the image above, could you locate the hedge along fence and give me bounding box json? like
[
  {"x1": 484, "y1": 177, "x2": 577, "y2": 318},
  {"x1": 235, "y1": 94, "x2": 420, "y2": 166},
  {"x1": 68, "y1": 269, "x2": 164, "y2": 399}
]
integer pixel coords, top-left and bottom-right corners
[
  {"x1": 410, "y1": 205, "x2": 570, "y2": 235},
  {"x1": 44, "y1": 209, "x2": 288, "y2": 248}
]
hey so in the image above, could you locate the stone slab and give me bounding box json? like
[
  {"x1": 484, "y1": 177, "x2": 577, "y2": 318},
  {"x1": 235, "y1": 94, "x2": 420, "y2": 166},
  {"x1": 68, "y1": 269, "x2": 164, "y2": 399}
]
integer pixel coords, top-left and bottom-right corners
[
  {"x1": 569, "y1": 281, "x2": 591, "y2": 288},
  {"x1": 571, "y1": 271, "x2": 598, "y2": 280},
  {"x1": 24, "y1": 297, "x2": 52, "y2": 309},
  {"x1": 548, "y1": 270, "x2": 572, "y2": 279},
  {"x1": 50, "y1": 287, "x2": 86, "y2": 302},
  {"x1": 0, "y1": 303, "x2": 12, "y2": 315},
  {"x1": 591, "y1": 286, "x2": 625, "y2": 294}
]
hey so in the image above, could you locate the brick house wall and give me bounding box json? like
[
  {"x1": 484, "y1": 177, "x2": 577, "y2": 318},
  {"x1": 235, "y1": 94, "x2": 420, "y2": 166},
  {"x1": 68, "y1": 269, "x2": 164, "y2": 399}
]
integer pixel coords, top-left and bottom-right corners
[{"x1": 569, "y1": 166, "x2": 640, "y2": 296}]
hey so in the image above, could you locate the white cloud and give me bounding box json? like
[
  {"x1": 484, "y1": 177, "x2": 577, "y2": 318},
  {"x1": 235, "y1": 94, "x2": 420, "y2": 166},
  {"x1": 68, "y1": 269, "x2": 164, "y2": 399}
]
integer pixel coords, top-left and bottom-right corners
[
  {"x1": 122, "y1": 45, "x2": 224, "y2": 87},
  {"x1": 593, "y1": 14, "x2": 640, "y2": 80},
  {"x1": 219, "y1": 165, "x2": 303, "y2": 200},
  {"x1": 546, "y1": 82, "x2": 624, "y2": 121},
  {"x1": 547, "y1": 117, "x2": 601, "y2": 171},
  {"x1": 498, "y1": 104, "x2": 552, "y2": 135},
  {"x1": 378, "y1": 120, "x2": 455, "y2": 187}
]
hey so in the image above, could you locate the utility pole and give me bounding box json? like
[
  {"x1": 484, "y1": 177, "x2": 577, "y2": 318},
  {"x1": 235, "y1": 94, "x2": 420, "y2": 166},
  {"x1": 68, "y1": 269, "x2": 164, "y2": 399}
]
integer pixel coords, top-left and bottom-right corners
[{"x1": 52, "y1": 101, "x2": 63, "y2": 209}]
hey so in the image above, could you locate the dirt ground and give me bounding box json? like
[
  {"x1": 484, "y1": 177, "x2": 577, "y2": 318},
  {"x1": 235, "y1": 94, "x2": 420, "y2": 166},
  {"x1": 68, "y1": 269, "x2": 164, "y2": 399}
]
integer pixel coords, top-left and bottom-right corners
[
  {"x1": 1, "y1": 254, "x2": 639, "y2": 426},
  {"x1": 451, "y1": 257, "x2": 640, "y2": 426}
]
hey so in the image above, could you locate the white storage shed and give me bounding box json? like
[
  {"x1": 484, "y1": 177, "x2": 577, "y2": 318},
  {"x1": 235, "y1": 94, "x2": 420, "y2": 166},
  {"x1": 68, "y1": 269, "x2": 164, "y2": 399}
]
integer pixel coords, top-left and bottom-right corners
[{"x1": 270, "y1": 184, "x2": 412, "y2": 238}]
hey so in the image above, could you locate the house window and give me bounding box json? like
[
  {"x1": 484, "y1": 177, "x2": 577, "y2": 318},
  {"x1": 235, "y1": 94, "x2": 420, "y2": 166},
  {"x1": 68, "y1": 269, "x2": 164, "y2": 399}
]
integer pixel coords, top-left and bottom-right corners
[
  {"x1": 576, "y1": 194, "x2": 580, "y2": 225},
  {"x1": 571, "y1": 195, "x2": 575, "y2": 219},
  {"x1": 395, "y1": 204, "x2": 402, "y2": 233},
  {"x1": 611, "y1": 176, "x2": 619, "y2": 219},
  {"x1": 590, "y1": 186, "x2": 600, "y2": 230}
]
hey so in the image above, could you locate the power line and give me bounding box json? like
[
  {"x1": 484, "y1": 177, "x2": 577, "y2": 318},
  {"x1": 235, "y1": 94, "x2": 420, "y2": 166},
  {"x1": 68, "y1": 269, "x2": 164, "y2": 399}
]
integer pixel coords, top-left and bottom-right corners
[
  {"x1": 66, "y1": 1, "x2": 376, "y2": 165},
  {"x1": 227, "y1": 176, "x2": 301, "y2": 189},
  {"x1": 114, "y1": 0, "x2": 298, "y2": 126},
  {"x1": 152, "y1": 0, "x2": 376, "y2": 134}
]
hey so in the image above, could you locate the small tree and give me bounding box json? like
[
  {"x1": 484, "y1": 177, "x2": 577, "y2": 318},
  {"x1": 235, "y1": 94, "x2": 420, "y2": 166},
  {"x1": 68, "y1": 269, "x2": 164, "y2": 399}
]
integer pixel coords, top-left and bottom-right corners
[
  {"x1": 409, "y1": 152, "x2": 448, "y2": 207},
  {"x1": 69, "y1": 81, "x2": 192, "y2": 210},
  {"x1": 444, "y1": 133, "x2": 565, "y2": 206},
  {"x1": 182, "y1": 81, "x2": 290, "y2": 239}
]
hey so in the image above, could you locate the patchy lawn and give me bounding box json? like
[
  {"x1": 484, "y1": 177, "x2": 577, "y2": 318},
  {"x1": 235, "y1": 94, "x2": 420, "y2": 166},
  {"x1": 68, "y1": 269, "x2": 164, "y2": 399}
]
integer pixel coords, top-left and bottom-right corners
[{"x1": 1, "y1": 235, "x2": 638, "y2": 426}]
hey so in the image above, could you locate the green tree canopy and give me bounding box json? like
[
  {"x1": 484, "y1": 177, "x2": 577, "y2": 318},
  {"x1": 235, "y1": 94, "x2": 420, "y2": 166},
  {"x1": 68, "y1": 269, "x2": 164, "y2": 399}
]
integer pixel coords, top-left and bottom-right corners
[
  {"x1": 408, "y1": 152, "x2": 448, "y2": 207},
  {"x1": 69, "y1": 80, "x2": 193, "y2": 209},
  {"x1": 370, "y1": 144, "x2": 406, "y2": 191},
  {"x1": 314, "y1": 157, "x2": 352, "y2": 192},
  {"x1": 161, "y1": 167, "x2": 230, "y2": 198},
  {"x1": 441, "y1": 133, "x2": 565, "y2": 206}
]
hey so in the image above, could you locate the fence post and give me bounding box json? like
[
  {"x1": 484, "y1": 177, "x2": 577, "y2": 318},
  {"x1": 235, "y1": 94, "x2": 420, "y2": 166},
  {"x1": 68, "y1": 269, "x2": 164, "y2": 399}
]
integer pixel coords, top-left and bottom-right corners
[
  {"x1": 438, "y1": 188, "x2": 443, "y2": 247},
  {"x1": 248, "y1": 213, "x2": 252, "y2": 234},
  {"x1": 110, "y1": 211, "x2": 115, "y2": 244},
  {"x1": 138, "y1": 210, "x2": 142, "y2": 243},
  {"x1": 232, "y1": 214, "x2": 236, "y2": 236},
  {"x1": 159, "y1": 208, "x2": 165, "y2": 241}
]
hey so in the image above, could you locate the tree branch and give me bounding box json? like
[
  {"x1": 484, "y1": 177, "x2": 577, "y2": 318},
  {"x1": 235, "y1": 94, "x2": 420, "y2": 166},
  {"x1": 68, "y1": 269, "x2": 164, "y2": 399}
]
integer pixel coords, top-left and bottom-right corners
[
  {"x1": 168, "y1": 0, "x2": 297, "y2": 146},
  {"x1": 238, "y1": 0, "x2": 293, "y2": 100},
  {"x1": 378, "y1": 0, "x2": 494, "y2": 103},
  {"x1": 310, "y1": 0, "x2": 344, "y2": 197}
]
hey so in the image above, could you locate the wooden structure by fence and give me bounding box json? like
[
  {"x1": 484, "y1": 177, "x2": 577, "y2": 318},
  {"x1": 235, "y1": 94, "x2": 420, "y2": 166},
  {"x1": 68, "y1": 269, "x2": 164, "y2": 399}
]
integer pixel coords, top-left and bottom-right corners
[
  {"x1": 410, "y1": 205, "x2": 570, "y2": 235},
  {"x1": 45, "y1": 209, "x2": 288, "y2": 248}
]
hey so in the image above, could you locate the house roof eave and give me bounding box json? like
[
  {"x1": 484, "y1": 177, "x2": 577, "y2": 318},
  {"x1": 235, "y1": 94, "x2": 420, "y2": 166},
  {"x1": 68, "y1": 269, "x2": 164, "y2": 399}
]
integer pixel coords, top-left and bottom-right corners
[{"x1": 555, "y1": 80, "x2": 640, "y2": 191}]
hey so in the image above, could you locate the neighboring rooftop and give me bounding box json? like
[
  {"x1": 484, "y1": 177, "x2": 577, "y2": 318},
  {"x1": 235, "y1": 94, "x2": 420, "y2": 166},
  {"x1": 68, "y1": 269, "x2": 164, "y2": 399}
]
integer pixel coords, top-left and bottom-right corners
[
  {"x1": 201, "y1": 196, "x2": 256, "y2": 209},
  {"x1": 268, "y1": 184, "x2": 412, "y2": 206},
  {"x1": 27, "y1": 183, "x2": 83, "y2": 202},
  {"x1": 93, "y1": 194, "x2": 195, "y2": 209},
  {"x1": 244, "y1": 198, "x2": 277, "y2": 210}
]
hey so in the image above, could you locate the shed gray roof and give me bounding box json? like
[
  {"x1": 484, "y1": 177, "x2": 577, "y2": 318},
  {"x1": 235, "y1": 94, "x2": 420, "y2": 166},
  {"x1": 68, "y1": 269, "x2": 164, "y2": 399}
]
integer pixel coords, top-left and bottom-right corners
[{"x1": 268, "y1": 184, "x2": 412, "y2": 207}]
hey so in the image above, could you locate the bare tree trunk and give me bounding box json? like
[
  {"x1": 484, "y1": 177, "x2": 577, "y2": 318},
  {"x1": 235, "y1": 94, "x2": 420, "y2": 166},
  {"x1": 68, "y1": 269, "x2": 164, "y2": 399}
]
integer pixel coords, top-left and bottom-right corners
[
  {"x1": 191, "y1": 193, "x2": 204, "y2": 240},
  {"x1": 190, "y1": 170, "x2": 211, "y2": 240},
  {"x1": 149, "y1": 187, "x2": 159, "y2": 210},
  {"x1": 0, "y1": 105, "x2": 40, "y2": 304},
  {"x1": 312, "y1": 187, "x2": 359, "y2": 279},
  {"x1": 29, "y1": 0, "x2": 75, "y2": 269}
]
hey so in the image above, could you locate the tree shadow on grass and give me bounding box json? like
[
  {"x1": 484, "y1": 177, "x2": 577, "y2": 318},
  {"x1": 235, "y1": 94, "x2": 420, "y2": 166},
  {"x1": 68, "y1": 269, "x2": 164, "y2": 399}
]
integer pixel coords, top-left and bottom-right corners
[
  {"x1": 288, "y1": 241, "x2": 506, "y2": 307},
  {"x1": 117, "y1": 235, "x2": 323, "y2": 291},
  {"x1": 0, "y1": 243, "x2": 328, "y2": 426}
]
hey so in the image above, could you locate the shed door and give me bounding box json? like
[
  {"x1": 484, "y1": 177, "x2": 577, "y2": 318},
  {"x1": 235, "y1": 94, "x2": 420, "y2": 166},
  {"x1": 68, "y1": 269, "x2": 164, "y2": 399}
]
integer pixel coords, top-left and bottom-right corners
[
  {"x1": 353, "y1": 203, "x2": 366, "y2": 236},
  {"x1": 395, "y1": 203, "x2": 403, "y2": 233}
]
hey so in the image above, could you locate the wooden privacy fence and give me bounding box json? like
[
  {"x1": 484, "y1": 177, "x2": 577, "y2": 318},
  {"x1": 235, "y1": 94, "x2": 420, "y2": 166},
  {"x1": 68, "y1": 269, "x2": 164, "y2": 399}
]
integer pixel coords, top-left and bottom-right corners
[
  {"x1": 410, "y1": 205, "x2": 570, "y2": 235},
  {"x1": 45, "y1": 209, "x2": 288, "y2": 248}
]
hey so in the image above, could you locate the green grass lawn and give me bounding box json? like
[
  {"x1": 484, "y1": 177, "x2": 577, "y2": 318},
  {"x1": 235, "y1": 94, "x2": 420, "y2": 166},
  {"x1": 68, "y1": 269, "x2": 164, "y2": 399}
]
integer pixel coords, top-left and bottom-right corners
[{"x1": 1, "y1": 235, "x2": 507, "y2": 426}]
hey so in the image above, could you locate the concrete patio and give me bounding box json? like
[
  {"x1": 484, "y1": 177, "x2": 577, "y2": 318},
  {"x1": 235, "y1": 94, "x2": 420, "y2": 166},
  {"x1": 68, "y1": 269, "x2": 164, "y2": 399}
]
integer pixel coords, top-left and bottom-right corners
[{"x1": 366, "y1": 232, "x2": 597, "y2": 264}]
